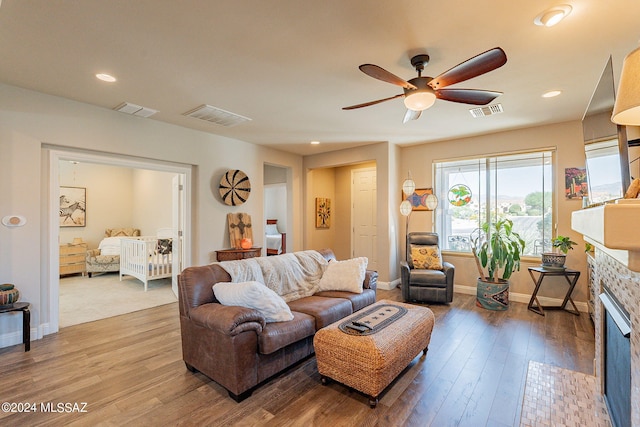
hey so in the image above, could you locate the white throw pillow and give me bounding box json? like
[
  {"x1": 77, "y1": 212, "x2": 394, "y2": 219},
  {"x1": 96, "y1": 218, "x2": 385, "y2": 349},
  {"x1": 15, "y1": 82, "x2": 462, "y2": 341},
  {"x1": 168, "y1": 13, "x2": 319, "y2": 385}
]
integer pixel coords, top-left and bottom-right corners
[
  {"x1": 98, "y1": 237, "x2": 123, "y2": 256},
  {"x1": 213, "y1": 281, "x2": 294, "y2": 323},
  {"x1": 265, "y1": 224, "x2": 279, "y2": 235},
  {"x1": 317, "y1": 257, "x2": 368, "y2": 294}
]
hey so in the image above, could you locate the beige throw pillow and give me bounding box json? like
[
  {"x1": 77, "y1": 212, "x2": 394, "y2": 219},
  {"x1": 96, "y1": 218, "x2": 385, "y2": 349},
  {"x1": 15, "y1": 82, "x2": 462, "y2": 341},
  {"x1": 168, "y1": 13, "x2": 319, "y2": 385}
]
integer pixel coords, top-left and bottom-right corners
[
  {"x1": 317, "y1": 257, "x2": 368, "y2": 294},
  {"x1": 213, "y1": 281, "x2": 294, "y2": 323},
  {"x1": 411, "y1": 244, "x2": 443, "y2": 270}
]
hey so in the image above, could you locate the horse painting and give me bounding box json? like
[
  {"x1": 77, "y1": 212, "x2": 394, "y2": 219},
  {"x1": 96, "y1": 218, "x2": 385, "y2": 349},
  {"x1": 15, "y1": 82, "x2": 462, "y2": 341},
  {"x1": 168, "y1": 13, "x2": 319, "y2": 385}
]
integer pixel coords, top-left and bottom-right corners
[
  {"x1": 59, "y1": 201, "x2": 85, "y2": 225},
  {"x1": 59, "y1": 187, "x2": 86, "y2": 226}
]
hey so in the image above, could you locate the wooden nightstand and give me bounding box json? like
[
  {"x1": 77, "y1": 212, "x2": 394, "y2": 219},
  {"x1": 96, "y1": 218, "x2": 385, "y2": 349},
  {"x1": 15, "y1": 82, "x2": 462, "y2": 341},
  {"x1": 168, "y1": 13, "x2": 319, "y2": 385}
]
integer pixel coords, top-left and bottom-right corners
[{"x1": 59, "y1": 242, "x2": 88, "y2": 276}]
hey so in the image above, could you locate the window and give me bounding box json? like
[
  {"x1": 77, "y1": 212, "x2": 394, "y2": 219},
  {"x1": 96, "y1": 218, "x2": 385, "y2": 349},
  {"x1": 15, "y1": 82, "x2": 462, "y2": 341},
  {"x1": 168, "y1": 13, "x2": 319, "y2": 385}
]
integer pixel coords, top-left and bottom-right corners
[
  {"x1": 434, "y1": 150, "x2": 554, "y2": 256},
  {"x1": 585, "y1": 138, "x2": 624, "y2": 204}
]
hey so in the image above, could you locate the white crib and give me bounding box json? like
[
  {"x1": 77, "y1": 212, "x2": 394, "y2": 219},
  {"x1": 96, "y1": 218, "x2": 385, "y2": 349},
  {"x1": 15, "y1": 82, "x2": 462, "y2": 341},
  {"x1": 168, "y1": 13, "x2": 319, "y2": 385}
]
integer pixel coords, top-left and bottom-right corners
[{"x1": 119, "y1": 236, "x2": 172, "y2": 291}]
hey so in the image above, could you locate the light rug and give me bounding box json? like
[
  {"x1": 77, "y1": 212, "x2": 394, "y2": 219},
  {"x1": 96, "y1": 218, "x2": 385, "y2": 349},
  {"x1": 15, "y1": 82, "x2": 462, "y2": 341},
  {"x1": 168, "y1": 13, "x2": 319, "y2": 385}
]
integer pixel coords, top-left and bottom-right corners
[
  {"x1": 520, "y1": 360, "x2": 611, "y2": 427},
  {"x1": 59, "y1": 273, "x2": 176, "y2": 328}
]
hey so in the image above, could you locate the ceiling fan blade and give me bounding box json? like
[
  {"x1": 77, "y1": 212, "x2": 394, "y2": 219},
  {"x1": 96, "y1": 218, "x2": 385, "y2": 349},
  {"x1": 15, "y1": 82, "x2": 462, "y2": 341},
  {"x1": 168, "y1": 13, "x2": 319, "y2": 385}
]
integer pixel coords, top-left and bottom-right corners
[
  {"x1": 403, "y1": 109, "x2": 421, "y2": 123},
  {"x1": 435, "y1": 88, "x2": 502, "y2": 105},
  {"x1": 359, "y1": 64, "x2": 418, "y2": 90},
  {"x1": 342, "y1": 94, "x2": 404, "y2": 110},
  {"x1": 428, "y1": 47, "x2": 507, "y2": 90}
]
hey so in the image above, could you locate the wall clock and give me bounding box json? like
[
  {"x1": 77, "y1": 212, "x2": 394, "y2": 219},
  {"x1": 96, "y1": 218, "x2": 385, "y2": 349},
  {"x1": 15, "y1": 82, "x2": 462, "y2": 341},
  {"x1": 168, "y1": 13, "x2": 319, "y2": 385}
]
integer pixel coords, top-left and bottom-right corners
[{"x1": 219, "y1": 169, "x2": 251, "y2": 206}]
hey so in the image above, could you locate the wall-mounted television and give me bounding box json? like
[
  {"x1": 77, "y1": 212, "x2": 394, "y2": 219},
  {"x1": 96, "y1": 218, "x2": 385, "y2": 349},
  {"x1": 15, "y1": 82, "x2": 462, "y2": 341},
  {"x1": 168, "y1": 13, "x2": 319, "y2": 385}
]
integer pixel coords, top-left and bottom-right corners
[{"x1": 582, "y1": 57, "x2": 631, "y2": 205}]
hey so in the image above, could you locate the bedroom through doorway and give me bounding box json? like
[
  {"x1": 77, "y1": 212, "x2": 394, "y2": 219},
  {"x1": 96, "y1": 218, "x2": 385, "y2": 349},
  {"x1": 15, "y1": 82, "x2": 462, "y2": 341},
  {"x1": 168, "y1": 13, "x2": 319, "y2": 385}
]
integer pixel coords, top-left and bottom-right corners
[{"x1": 49, "y1": 149, "x2": 191, "y2": 332}]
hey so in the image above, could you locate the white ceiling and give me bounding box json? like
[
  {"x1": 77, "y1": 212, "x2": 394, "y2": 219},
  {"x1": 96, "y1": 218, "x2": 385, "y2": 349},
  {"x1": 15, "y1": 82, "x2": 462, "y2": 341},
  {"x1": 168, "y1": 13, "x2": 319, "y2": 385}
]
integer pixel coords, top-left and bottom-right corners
[{"x1": 1, "y1": 1, "x2": 639, "y2": 156}]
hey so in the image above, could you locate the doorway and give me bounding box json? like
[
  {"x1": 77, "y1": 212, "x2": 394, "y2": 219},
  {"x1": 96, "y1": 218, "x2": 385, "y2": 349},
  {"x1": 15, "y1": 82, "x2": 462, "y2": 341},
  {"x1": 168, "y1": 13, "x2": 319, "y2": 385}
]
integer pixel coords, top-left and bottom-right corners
[
  {"x1": 48, "y1": 148, "x2": 191, "y2": 333},
  {"x1": 264, "y1": 164, "x2": 292, "y2": 254}
]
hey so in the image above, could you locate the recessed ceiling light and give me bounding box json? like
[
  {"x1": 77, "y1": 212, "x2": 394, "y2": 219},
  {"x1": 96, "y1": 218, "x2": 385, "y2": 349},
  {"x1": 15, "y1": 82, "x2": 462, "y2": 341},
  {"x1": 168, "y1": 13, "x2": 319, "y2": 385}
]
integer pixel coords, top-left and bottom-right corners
[
  {"x1": 534, "y1": 5, "x2": 572, "y2": 27},
  {"x1": 542, "y1": 90, "x2": 562, "y2": 98},
  {"x1": 96, "y1": 73, "x2": 116, "y2": 83},
  {"x1": 310, "y1": 141, "x2": 320, "y2": 145}
]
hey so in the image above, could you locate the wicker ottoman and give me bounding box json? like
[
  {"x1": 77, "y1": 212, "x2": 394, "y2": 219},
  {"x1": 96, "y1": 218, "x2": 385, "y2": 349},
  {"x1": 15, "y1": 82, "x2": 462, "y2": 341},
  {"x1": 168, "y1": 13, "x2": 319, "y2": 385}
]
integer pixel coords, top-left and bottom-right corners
[{"x1": 314, "y1": 299, "x2": 435, "y2": 408}]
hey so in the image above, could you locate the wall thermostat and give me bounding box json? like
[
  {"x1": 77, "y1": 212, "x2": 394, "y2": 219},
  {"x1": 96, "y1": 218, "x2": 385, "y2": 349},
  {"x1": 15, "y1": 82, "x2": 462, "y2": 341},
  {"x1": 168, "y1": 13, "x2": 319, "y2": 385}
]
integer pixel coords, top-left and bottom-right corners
[{"x1": 2, "y1": 215, "x2": 27, "y2": 227}]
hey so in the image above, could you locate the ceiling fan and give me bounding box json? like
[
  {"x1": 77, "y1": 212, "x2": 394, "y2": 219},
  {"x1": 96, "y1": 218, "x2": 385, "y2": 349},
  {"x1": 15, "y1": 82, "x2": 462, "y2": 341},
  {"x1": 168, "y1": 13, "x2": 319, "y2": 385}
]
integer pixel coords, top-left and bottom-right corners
[{"x1": 343, "y1": 47, "x2": 507, "y2": 123}]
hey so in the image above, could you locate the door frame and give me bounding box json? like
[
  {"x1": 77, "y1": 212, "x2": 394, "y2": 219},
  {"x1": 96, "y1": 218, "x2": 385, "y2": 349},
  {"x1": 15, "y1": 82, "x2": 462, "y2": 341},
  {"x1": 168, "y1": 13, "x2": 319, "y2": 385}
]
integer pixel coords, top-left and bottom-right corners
[{"x1": 48, "y1": 148, "x2": 192, "y2": 334}]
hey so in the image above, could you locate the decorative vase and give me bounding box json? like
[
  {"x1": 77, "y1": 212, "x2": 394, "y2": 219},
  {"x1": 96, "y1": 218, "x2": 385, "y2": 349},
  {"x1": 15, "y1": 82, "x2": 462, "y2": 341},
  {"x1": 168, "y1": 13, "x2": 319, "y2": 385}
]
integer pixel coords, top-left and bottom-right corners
[
  {"x1": 476, "y1": 278, "x2": 509, "y2": 311},
  {"x1": 240, "y1": 238, "x2": 252, "y2": 249},
  {"x1": 0, "y1": 283, "x2": 20, "y2": 308},
  {"x1": 541, "y1": 252, "x2": 566, "y2": 269}
]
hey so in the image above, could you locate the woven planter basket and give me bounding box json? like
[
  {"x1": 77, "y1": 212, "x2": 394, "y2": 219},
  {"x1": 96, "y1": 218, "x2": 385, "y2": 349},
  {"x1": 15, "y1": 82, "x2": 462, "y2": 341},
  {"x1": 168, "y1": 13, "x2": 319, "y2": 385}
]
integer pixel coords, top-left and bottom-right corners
[{"x1": 541, "y1": 252, "x2": 566, "y2": 268}]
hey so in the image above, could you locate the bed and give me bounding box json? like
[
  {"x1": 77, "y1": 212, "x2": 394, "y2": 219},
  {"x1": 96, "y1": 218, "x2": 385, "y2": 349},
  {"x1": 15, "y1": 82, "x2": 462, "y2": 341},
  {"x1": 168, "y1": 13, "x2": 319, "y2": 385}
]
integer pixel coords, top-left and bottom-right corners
[
  {"x1": 119, "y1": 229, "x2": 173, "y2": 291},
  {"x1": 265, "y1": 219, "x2": 286, "y2": 256}
]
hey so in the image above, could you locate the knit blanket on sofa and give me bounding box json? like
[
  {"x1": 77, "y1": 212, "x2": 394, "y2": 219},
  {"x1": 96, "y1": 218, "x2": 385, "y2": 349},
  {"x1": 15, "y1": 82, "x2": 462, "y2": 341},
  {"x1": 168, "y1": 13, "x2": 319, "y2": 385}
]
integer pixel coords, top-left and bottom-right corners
[{"x1": 217, "y1": 250, "x2": 328, "y2": 302}]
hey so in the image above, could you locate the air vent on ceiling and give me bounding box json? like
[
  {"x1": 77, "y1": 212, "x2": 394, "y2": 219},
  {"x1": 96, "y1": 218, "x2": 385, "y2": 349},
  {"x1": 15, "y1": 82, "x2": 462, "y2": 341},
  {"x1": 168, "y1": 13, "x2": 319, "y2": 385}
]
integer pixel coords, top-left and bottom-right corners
[
  {"x1": 469, "y1": 103, "x2": 504, "y2": 118},
  {"x1": 114, "y1": 102, "x2": 158, "y2": 118},
  {"x1": 183, "y1": 104, "x2": 252, "y2": 127}
]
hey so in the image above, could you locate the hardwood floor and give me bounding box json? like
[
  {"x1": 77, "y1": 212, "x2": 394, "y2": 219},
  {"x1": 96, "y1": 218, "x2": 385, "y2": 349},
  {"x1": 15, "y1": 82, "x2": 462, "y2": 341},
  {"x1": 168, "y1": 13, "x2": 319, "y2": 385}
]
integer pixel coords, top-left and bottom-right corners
[{"x1": 0, "y1": 289, "x2": 595, "y2": 426}]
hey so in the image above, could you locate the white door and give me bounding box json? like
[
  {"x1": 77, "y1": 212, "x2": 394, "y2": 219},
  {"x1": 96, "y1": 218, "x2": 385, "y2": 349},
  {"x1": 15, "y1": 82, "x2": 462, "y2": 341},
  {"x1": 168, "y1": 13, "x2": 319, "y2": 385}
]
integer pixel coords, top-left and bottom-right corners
[
  {"x1": 171, "y1": 174, "x2": 184, "y2": 297},
  {"x1": 352, "y1": 168, "x2": 377, "y2": 272}
]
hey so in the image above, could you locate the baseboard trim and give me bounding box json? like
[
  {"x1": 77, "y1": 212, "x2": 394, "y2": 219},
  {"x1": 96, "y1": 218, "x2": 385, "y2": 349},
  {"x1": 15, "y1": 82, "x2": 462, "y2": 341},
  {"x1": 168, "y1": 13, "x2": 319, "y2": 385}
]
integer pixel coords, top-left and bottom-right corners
[
  {"x1": 376, "y1": 280, "x2": 399, "y2": 291},
  {"x1": 454, "y1": 284, "x2": 589, "y2": 313}
]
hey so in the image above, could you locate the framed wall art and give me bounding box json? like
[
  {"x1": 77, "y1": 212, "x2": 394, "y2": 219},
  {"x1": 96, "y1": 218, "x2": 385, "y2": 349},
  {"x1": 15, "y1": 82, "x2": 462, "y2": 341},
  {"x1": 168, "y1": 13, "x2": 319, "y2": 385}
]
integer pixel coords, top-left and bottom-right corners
[
  {"x1": 315, "y1": 198, "x2": 331, "y2": 228},
  {"x1": 59, "y1": 186, "x2": 86, "y2": 227},
  {"x1": 402, "y1": 188, "x2": 434, "y2": 211},
  {"x1": 565, "y1": 167, "x2": 587, "y2": 199}
]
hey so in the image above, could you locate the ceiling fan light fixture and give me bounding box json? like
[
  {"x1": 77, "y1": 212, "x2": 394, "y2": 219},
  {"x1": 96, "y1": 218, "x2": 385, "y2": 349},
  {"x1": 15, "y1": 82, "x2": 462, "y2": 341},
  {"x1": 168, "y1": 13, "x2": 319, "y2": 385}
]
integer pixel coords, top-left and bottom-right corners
[
  {"x1": 403, "y1": 91, "x2": 436, "y2": 111},
  {"x1": 534, "y1": 5, "x2": 572, "y2": 27}
]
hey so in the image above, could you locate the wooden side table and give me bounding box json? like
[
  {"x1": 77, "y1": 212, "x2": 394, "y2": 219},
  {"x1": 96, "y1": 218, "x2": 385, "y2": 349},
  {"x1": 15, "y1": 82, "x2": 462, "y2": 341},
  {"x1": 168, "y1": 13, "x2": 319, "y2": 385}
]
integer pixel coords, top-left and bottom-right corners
[
  {"x1": 527, "y1": 267, "x2": 580, "y2": 316},
  {"x1": 0, "y1": 302, "x2": 30, "y2": 351},
  {"x1": 215, "y1": 247, "x2": 262, "y2": 262}
]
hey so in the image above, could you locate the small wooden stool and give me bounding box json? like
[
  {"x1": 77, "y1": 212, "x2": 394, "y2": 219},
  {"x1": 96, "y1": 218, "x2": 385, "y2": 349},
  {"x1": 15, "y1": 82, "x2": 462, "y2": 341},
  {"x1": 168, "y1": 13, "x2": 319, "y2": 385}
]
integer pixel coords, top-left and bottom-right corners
[{"x1": 0, "y1": 302, "x2": 30, "y2": 351}]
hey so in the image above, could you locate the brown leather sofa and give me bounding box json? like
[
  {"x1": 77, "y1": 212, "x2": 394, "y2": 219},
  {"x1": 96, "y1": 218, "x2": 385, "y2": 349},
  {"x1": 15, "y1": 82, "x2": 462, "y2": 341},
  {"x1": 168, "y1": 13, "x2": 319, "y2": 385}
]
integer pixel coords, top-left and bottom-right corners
[{"x1": 177, "y1": 249, "x2": 378, "y2": 401}]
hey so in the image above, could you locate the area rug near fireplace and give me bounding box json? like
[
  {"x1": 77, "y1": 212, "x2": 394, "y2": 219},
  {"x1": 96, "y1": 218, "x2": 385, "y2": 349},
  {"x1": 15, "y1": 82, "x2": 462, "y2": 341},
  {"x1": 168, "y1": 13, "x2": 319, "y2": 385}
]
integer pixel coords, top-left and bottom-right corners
[{"x1": 520, "y1": 361, "x2": 611, "y2": 427}]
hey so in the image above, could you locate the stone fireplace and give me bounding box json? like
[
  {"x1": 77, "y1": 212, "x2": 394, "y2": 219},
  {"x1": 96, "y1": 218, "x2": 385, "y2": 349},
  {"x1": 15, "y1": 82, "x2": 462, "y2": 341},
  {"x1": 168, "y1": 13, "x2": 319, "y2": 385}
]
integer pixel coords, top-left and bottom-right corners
[
  {"x1": 600, "y1": 284, "x2": 632, "y2": 427},
  {"x1": 573, "y1": 204, "x2": 640, "y2": 427}
]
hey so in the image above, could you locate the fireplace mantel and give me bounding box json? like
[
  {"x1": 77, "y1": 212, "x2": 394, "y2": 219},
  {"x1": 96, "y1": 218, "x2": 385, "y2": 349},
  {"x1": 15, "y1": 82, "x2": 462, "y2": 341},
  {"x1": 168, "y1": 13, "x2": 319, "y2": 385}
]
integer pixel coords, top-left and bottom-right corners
[{"x1": 572, "y1": 202, "x2": 640, "y2": 271}]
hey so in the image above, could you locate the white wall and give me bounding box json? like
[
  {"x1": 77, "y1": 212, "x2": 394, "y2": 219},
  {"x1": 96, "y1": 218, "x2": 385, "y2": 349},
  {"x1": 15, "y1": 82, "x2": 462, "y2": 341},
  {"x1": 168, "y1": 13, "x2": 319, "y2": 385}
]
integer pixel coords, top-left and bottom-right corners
[
  {"x1": 58, "y1": 162, "x2": 174, "y2": 248},
  {"x1": 131, "y1": 168, "x2": 174, "y2": 237},
  {"x1": 0, "y1": 83, "x2": 303, "y2": 347},
  {"x1": 59, "y1": 161, "x2": 134, "y2": 248}
]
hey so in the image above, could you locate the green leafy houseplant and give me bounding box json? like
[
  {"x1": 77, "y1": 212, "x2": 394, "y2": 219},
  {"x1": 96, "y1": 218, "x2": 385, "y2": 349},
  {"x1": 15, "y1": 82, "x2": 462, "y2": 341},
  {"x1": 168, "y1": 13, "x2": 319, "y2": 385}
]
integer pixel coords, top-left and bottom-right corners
[
  {"x1": 552, "y1": 235, "x2": 577, "y2": 254},
  {"x1": 471, "y1": 218, "x2": 526, "y2": 283}
]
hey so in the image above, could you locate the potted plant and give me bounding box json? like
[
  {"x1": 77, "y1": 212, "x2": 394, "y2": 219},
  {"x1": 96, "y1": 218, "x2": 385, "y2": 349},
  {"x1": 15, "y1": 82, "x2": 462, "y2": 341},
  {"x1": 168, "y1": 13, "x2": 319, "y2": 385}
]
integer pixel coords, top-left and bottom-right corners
[
  {"x1": 470, "y1": 218, "x2": 525, "y2": 311},
  {"x1": 541, "y1": 235, "x2": 577, "y2": 269}
]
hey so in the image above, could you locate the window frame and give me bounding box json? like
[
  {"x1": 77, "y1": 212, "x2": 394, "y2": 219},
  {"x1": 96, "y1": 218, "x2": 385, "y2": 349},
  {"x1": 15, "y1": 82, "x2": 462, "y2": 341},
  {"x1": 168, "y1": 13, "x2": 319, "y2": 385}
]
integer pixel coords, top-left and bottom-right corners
[{"x1": 433, "y1": 148, "x2": 556, "y2": 258}]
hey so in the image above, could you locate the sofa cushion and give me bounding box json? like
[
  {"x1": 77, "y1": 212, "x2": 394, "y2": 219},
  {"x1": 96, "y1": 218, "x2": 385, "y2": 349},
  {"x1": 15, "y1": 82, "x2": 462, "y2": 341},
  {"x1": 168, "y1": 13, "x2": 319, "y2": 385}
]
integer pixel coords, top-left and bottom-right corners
[
  {"x1": 316, "y1": 257, "x2": 367, "y2": 294},
  {"x1": 213, "y1": 281, "x2": 294, "y2": 323},
  {"x1": 287, "y1": 296, "x2": 353, "y2": 330},
  {"x1": 410, "y1": 244, "x2": 443, "y2": 270},
  {"x1": 409, "y1": 269, "x2": 448, "y2": 287},
  {"x1": 314, "y1": 288, "x2": 377, "y2": 312},
  {"x1": 258, "y1": 311, "x2": 316, "y2": 355}
]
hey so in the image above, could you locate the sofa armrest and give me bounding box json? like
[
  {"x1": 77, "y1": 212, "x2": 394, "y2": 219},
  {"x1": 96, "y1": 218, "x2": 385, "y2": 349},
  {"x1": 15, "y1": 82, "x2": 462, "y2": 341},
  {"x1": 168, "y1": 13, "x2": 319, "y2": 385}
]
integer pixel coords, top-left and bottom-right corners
[
  {"x1": 188, "y1": 303, "x2": 266, "y2": 336},
  {"x1": 442, "y1": 261, "x2": 455, "y2": 283},
  {"x1": 400, "y1": 260, "x2": 410, "y2": 282},
  {"x1": 364, "y1": 270, "x2": 378, "y2": 291}
]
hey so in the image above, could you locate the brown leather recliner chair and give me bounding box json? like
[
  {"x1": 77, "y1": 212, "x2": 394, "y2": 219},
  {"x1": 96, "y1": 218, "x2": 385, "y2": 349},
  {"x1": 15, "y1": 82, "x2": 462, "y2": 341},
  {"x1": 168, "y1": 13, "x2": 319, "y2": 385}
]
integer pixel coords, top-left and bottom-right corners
[{"x1": 400, "y1": 232, "x2": 454, "y2": 303}]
